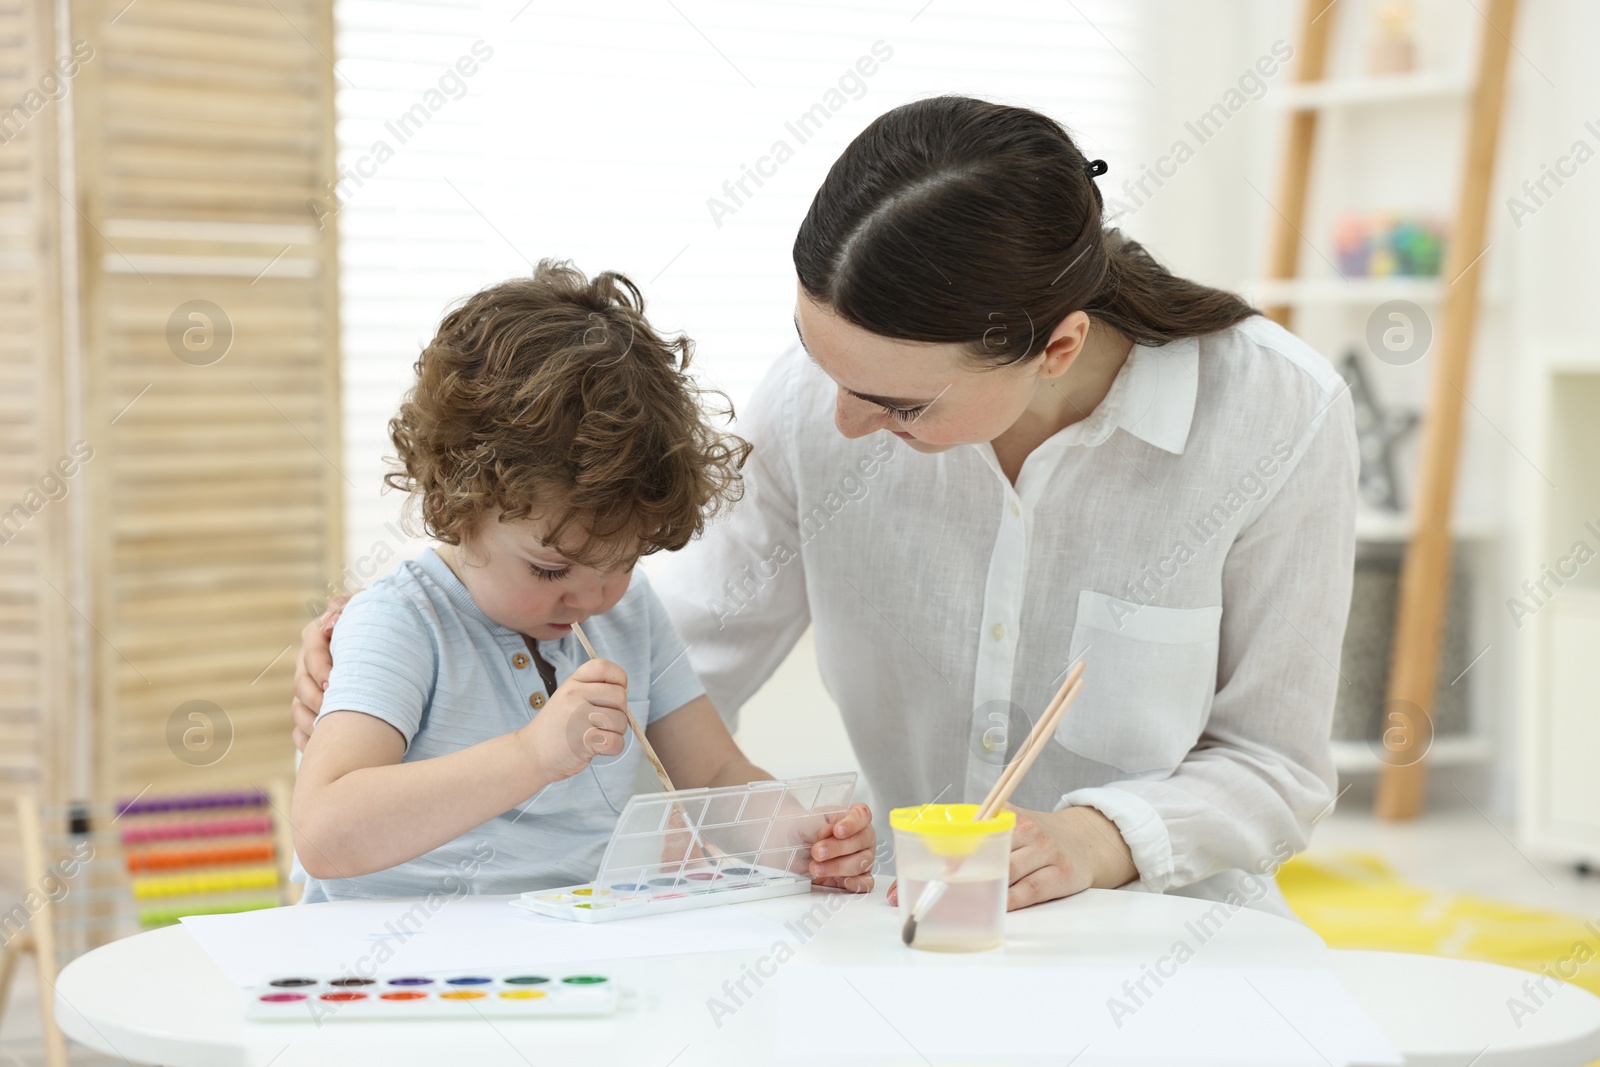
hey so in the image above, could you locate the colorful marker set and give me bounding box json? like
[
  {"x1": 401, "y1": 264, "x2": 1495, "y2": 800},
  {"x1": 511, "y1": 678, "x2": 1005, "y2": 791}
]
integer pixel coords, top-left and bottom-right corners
[
  {"x1": 515, "y1": 772, "x2": 857, "y2": 923},
  {"x1": 246, "y1": 971, "x2": 617, "y2": 1021}
]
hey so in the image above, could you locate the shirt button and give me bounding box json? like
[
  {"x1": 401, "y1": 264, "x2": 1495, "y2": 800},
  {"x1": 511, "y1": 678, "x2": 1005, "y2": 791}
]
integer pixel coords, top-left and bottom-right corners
[
  {"x1": 1009, "y1": 500, "x2": 1020, "y2": 517},
  {"x1": 529, "y1": 693, "x2": 546, "y2": 710},
  {"x1": 512, "y1": 653, "x2": 530, "y2": 669},
  {"x1": 991, "y1": 624, "x2": 1006, "y2": 641}
]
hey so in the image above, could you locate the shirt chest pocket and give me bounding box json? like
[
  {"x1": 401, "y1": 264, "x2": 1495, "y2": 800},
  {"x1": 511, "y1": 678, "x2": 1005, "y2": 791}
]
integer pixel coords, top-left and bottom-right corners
[{"x1": 1053, "y1": 591, "x2": 1222, "y2": 776}]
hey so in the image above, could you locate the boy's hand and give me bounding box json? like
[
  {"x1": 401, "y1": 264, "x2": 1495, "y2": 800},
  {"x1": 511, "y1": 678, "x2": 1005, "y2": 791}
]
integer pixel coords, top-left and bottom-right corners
[
  {"x1": 518, "y1": 657, "x2": 631, "y2": 784},
  {"x1": 291, "y1": 593, "x2": 353, "y2": 751},
  {"x1": 808, "y1": 802, "x2": 875, "y2": 893}
]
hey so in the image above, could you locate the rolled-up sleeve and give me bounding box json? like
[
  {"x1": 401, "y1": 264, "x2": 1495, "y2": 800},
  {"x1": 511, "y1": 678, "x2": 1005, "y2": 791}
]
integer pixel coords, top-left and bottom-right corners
[{"x1": 1062, "y1": 386, "x2": 1358, "y2": 892}]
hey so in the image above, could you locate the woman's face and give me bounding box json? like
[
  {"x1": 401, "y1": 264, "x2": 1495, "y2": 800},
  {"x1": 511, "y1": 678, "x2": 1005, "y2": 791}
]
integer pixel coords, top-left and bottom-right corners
[
  {"x1": 793, "y1": 285, "x2": 1077, "y2": 451},
  {"x1": 447, "y1": 509, "x2": 634, "y2": 641}
]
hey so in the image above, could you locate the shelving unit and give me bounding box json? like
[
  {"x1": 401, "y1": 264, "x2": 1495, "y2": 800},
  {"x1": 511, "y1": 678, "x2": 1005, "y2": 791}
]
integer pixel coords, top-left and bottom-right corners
[
  {"x1": 1519, "y1": 363, "x2": 1600, "y2": 866},
  {"x1": 1251, "y1": 0, "x2": 1519, "y2": 806},
  {"x1": 1333, "y1": 734, "x2": 1493, "y2": 775},
  {"x1": 1244, "y1": 277, "x2": 1443, "y2": 307},
  {"x1": 1353, "y1": 506, "x2": 1496, "y2": 545},
  {"x1": 1272, "y1": 70, "x2": 1471, "y2": 110}
]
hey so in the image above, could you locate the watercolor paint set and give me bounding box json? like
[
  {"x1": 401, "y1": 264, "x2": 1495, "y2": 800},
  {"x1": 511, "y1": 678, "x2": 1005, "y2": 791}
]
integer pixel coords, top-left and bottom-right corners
[
  {"x1": 246, "y1": 970, "x2": 617, "y2": 1021},
  {"x1": 513, "y1": 772, "x2": 857, "y2": 923}
]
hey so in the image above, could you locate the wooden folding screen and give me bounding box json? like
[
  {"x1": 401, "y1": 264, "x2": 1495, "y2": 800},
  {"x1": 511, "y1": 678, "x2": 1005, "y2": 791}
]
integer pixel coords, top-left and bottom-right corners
[
  {"x1": 0, "y1": 0, "x2": 341, "y2": 884},
  {"x1": 0, "y1": 0, "x2": 71, "y2": 881}
]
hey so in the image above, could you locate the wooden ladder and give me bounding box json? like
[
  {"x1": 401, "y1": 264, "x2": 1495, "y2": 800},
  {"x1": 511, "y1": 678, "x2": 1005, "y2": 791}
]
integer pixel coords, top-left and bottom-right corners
[{"x1": 1262, "y1": 0, "x2": 1521, "y2": 818}]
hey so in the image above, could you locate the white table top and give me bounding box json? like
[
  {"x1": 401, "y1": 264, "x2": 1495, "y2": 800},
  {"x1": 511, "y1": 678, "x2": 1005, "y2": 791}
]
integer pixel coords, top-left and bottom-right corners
[{"x1": 55, "y1": 886, "x2": 1600, "y2": 1067}]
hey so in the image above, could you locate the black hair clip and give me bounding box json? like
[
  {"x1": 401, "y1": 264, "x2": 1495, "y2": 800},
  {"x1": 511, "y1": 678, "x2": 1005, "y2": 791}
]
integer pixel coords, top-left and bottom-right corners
[{"x1": 1084, "y1": 159, "x2": 1108, "y2": 179}]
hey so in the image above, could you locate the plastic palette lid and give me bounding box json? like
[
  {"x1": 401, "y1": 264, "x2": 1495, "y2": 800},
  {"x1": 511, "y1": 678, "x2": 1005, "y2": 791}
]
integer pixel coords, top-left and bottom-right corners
[{"x1": 592, "y1": 772, "x2": 857, "y2": 899}]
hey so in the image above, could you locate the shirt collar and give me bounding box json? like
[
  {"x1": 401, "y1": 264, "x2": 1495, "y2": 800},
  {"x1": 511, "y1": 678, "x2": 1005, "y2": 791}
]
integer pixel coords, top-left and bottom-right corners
[
  {"x1": 415, "y1": 548, "x2": 496, "y2": 625},
  {"x1": 1050, "y1": 334, "x2": 1199, "y2": 455}
]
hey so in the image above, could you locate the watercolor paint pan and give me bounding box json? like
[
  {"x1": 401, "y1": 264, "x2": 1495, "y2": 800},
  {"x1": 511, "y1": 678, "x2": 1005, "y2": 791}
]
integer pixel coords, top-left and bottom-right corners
[
  {"x1": 245, "y1": 970, "x2": 616, "y2": 1021},
  {"x1": 513, "y1": 772, "x2": 856, "y2": 924}
]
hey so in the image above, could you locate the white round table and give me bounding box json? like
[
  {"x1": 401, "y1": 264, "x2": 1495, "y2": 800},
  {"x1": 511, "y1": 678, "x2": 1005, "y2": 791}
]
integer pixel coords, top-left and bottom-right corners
[{"x1": 55, "y1": 887, "x2": 1600, "y2": 1066}]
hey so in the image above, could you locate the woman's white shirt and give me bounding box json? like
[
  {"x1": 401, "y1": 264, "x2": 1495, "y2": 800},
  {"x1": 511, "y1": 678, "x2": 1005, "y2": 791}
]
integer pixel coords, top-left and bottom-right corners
[{"x1": 654, "y1": 316, "x2": 1357, "y2": 911}]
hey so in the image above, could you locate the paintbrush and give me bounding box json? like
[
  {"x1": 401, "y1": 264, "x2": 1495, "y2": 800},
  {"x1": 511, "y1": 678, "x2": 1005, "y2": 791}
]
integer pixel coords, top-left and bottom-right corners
[
  {"x1": 901, "y1": 661, "x2": 1086, "y2": 947},
  {"x1": 570, "y1": 622, "x2": 676, "y2": 792},
  {"x1": 570, "y1": 622, "x2": 726, "y2": 866}
]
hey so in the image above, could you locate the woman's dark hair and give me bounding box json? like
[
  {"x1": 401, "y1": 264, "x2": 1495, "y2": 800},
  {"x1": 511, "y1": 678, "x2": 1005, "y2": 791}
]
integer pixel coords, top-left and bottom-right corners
[{"x1": 793, "y1": 95, "x2": 1259, "y2": 365}]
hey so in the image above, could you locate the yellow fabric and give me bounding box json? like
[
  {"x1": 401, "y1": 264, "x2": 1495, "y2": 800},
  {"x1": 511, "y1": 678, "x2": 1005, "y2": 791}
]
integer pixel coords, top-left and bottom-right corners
[{"x1": 1279, "y1": 851, "x2": 1600, "y2": 996}]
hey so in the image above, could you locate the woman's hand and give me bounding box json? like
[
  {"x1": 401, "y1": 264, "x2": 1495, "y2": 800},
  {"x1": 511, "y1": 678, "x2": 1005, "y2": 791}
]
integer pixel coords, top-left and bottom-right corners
[
  {"x1": 808, "y1": 802, "x2": 876, "y2": 893},
  {"x1": 1002, "y1": 804, "x2": 1137, "y2": 909},
  {"x1": 517, "y1": 657, "x2": 631, "y2": 783},
  {"x1": 291, "y1": 594, "x2": 352, "y2": 751},
  {"x1": 886, "y1": 804, "x2": 1137, "y2": 910}
]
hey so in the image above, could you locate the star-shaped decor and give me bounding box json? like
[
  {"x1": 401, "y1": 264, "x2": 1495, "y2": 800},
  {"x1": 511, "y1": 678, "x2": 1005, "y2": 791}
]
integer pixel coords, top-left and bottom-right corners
[{"x1": 1338, "y1": 349, "x2": 1420, "y2": 511}]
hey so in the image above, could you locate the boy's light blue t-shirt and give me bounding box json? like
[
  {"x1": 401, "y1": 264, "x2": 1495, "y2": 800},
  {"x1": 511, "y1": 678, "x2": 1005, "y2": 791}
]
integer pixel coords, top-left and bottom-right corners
[{"x1": 298, "y1": 549, "x2": 705, "y2": 902}]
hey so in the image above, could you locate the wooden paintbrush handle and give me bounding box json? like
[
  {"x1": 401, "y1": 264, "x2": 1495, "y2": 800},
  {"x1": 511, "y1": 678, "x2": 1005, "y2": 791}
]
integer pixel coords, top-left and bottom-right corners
[
  {"x1": 623, "y1": 705, "x2": 676, "y2": 793},
  {"x1": 978, "y1": 676, "x2": 1083, "y2": 821},
  {"x1": 570, "y1": 623, "x2": 600, "y2": 660},
  {"x1": 909, "y1": 670, "x2": 1086, "y2": 926},
  {"x1": 977, "y1": 661, "x2": 1084, "y2": 819},
  {"x1": 571, "y1": 623, "x2": 676, "y2": 793}
]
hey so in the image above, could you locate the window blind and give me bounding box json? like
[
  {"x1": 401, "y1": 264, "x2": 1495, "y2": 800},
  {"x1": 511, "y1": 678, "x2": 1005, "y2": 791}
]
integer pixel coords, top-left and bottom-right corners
[{"x1": 332, "y1": 0, "x2": 1149, "y2": 564}]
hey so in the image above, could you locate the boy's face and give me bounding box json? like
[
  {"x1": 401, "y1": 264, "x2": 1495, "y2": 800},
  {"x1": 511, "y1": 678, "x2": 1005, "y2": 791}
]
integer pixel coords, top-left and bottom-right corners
[{"x1": 449, "y1": 510, "x2": 635, "y2": 641}]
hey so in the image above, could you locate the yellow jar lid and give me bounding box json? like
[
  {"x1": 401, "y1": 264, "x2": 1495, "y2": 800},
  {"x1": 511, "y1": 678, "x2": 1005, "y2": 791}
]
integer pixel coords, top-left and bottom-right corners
[{"x1": 890, "y1": 803, "x2": 1016, "y2": 837}]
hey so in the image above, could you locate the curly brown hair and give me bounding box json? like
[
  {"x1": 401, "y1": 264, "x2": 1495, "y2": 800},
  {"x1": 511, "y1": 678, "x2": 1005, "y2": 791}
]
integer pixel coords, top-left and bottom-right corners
[{"x1": 386, "y1": 260, "x2": 751, "y2": 569}]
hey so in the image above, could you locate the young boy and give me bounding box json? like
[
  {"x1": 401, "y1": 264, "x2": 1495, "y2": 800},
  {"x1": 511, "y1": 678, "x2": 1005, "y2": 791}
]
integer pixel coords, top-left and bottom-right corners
[{"x1": 292, "y1": 261, "x2": 875, "y2": 901}]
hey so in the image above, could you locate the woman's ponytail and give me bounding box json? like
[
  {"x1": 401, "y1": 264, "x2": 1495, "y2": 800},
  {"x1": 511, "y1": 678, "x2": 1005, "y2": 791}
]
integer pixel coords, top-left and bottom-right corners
[
  {"x1": 794, "y1": 96, "x2": 1259, "y2": 365},
  {"x1": 1086, "y1": 229, "x2": 1259, "y2": 348}
]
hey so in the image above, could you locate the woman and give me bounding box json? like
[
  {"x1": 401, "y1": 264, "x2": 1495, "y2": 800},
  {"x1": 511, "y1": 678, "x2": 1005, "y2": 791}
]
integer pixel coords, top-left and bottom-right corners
[{"x1": 293, "y1": 96, "x2": 1356, "y2": 915}]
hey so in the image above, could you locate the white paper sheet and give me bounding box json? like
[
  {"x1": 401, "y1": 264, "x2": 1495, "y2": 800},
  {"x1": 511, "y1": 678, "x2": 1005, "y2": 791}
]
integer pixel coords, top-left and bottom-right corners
[
  {"x1": 180, "y1": 894, "x2": 787, "y2": 987},
  {"x1": 776, "y1": 965, "x2": 1402, "y2": 1066}
]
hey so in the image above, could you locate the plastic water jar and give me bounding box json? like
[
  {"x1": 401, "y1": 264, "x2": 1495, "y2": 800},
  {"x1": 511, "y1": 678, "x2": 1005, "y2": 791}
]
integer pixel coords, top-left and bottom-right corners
[{"x1": 890, "y1": 804, "x2": 1015, "y2": 952}]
